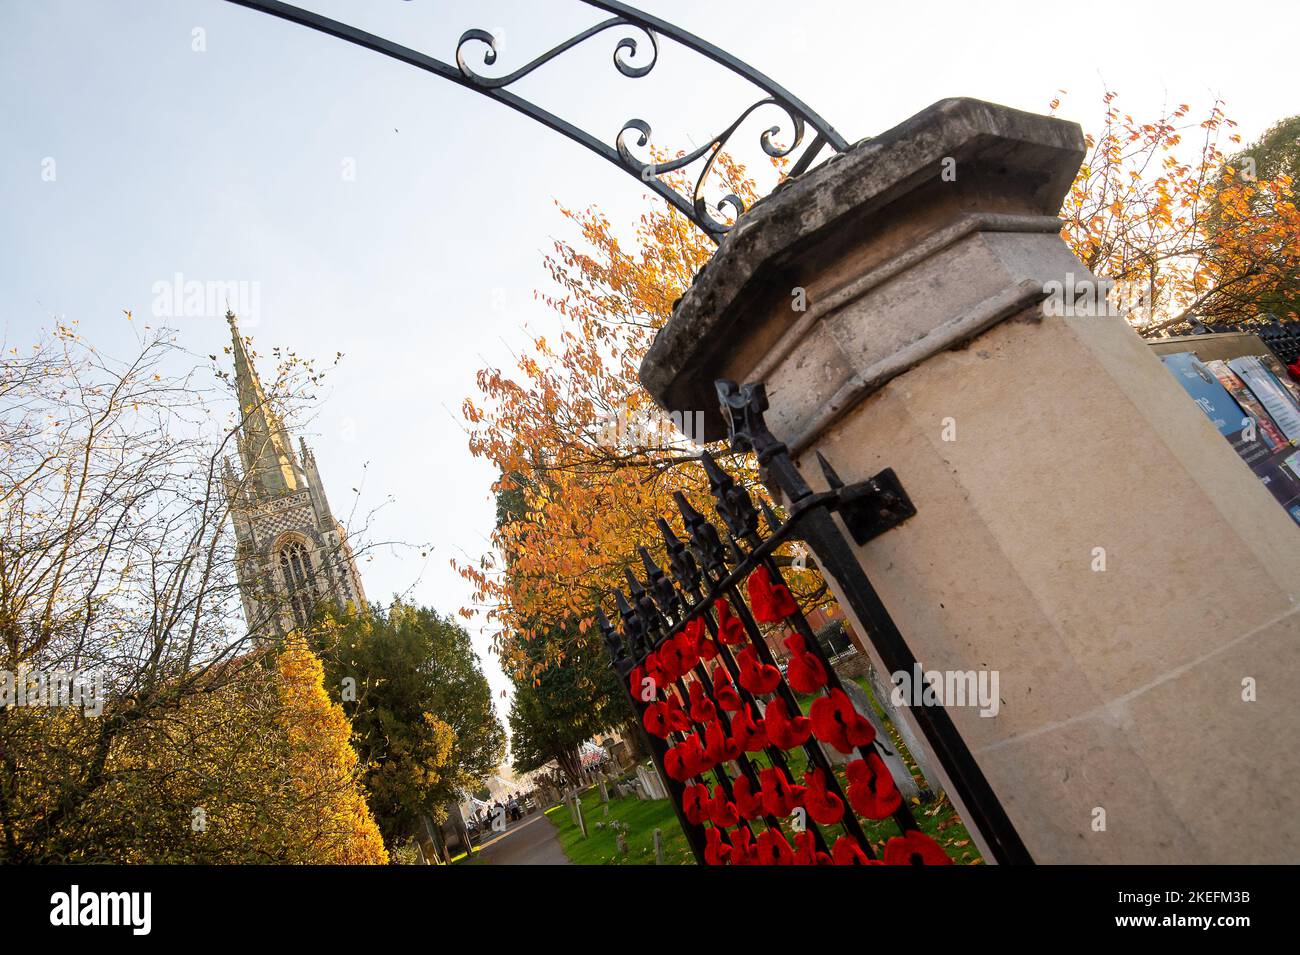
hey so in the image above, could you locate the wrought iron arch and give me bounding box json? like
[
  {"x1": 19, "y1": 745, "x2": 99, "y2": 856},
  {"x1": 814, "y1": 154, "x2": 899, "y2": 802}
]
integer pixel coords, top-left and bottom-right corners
[{"x1": 221, "y1": 0, "x2": 850, "y2": 241}]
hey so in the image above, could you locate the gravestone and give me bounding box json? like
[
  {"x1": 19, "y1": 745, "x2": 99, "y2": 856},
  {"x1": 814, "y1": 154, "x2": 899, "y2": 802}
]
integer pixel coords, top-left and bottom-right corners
[
  {"x1": 572, "y1": 795, "x2": 587, "y2": 838},
  {"x1": 862, "y1": 664, "x2": 938, "y2": 792},
  {"x1": 636, "y1": 764, "x2": 668, "y2": 801},
  {"x1": 837, "y1": 679, "x2": 921, "y2": 801},
  {"x1": 653, "y1": 828, "x2": 664, "y2": 865}
]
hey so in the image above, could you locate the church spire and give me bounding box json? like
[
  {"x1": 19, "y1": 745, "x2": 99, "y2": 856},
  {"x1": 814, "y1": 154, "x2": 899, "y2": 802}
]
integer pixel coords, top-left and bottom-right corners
[{"x1": 228, "y1": 310, "x2": 300, "y2": 497}]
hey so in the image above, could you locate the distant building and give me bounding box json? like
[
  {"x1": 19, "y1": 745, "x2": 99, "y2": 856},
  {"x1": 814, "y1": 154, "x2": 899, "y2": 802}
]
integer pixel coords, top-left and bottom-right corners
[{"x1": 222, "y1": 312, "x2": 366, "y2": 636}]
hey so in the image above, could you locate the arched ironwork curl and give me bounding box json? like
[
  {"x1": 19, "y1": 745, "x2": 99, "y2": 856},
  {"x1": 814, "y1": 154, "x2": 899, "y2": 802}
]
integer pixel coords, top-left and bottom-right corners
[{"x1": 222, "y1": 0, "x2": 850, "y2": 241}]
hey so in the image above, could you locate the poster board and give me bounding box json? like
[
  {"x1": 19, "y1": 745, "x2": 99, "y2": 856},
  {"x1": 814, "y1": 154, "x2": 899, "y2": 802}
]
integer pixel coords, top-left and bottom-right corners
[{"x1": 1152, "y1": 333, "x2": 1300, "y2": 526}]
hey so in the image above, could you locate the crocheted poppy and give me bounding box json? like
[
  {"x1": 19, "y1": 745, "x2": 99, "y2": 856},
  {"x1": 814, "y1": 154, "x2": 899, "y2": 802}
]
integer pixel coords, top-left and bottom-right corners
[
  {"x1": 657, "y1": 631, "x2": 696, "y2": 683},
  {"x1": 845, "y1": 754, "x2": 902, "y2": 820},
  {"x1": 713, "y1": 598, "x2": 748, "y2": 645},
  {"x1": 728, "y1": 827, "x2": 757, "y2": 866},
  {"x1": 755, "y1": 828, "x2": 795, "y2": 865},
  {"x1": 736, "y1": 645, "x2": 781, "y2": 696},
  {"x1": 704, "y1": 826, "x2": 732, "y2": 866},
  {"x1": 664, "y1": 692, "x2": 692, "y2": 733},
  {"x1": 732, "y1": 775, "x2": 764, "y2": 820},
  {"x1": 642, "y1": 700, "x2": 671, "y2": 738},
  {"x1": 762, "y1": 696, "x2": 812, "y2": 750},
  {"x1": 688, "y1": 616, "x2": 719, "y2": 661},
  {"x1": 746, "y1": 565, "x2": 799, "y2": 623},
  {"x1": 809, "y1": 688, "x2": 876, "y2": 754},
  {"x1": 832, "y1": 836, "x2": 880, "y2": 865},
  {"x1": 706, "y1": 786, "x2": 740, "y2": 828},
  {"x1": 883, "y1": 830, "x2": 952, "y2": 866},
  {"x1": 681, "y1": 783, "x2": 710, "y2": 825},
  {"x1": 758, "y1": 766, "x2": 805, "y2": 818},
  {"x1": 664, "y1": 733, "x2": 706, "y2": 782},
  {"x1": 729, "y1": 703, "x2": 768, "y2": 753},
  {"x1": 688, "y1": 679, "x2": 717, "y2": 725},
  {"x1": 710, "y1": 665, "x2": 743, "y2": 712},
  {"x1": 628, "y1": 665, "x2": 646, "y2": 700},
  {"x1": 783, "y1": 632, "x2": 828, "y2": 693},
  {"x1": 802, "y1": 767, "x2": 845, "y2": 825},
  {"x1": 793, "y1": 830, "x2": 832, "y2": 866},
  {"x1": 703, "y1": 719, "x2": 740, "y2": 766},
  {"x1": 642, "y1": 655, "x2": 667, "y2": 698}
]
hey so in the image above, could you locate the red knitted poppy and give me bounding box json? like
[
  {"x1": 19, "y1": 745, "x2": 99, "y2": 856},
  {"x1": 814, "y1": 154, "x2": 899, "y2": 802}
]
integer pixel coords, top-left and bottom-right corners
[
  {"x1": 809, "y1": 688, "x2": 876, "y2": 753},
  {"x1": 732, "y1": 775, "x2": 764, "y2": 820},
  {"x1": 845, "y1": 753, "x2": 902, "y2": 820},
  {"x1": 688, "y1": 679, "x2": 717, "y2": 725},
  {"x1": 832, "y1": 836, "x2": 880, "y2": 865},
  {"x1": 710, "y1": 665, "x2": 743, "y2": 712},
  {"x1": 746, "y1": 565, "x2": 799, "y2": 622},
  {"x1": 783, "y1": 632, "x2": 828, "y2": 693},
  {"x1": 883, "y1": 830, "x2": 952, "y2": 866},
  {"x1": 713, "y1": 598, "x2": 748, "y2": 645},
  {"x1": 762, "y1": 696, "x2": 812, "y2": 750},
  {"x1": 704, "y1": 826, "x2": 732, "y2": 866},
  {"x1": 802, "y1": 767, "x2": 845, "y2": 825},
  {"x1": 736, "y1": 645, "x2": 781, "y2": 696},
  {"x1": 729, "y1": 703, "x2": 768, "y2": 753}
]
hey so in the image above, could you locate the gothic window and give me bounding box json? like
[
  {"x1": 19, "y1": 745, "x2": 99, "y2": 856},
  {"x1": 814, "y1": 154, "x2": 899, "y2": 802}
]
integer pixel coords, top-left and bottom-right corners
[{"x1": 278, "y1": 539, "x2": 319, "y2": 629}]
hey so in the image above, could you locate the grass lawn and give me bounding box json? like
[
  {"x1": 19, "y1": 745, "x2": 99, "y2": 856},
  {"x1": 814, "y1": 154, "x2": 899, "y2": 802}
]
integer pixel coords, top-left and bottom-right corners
[{"x1": 544, "y1": 786, "x2": 696, "y2": 865}]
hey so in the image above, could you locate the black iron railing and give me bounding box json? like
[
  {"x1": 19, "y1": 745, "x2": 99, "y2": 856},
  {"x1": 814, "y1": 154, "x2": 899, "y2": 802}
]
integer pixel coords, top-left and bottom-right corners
[{"x1": 599, "y1": 380, "x2": 1032, "y2": 865}]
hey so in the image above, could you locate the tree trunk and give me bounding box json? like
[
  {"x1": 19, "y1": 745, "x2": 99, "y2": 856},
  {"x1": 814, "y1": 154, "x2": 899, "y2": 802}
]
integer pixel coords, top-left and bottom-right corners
[{"x1": 556, "y1": 747, "x2": 582, "y2": 787}]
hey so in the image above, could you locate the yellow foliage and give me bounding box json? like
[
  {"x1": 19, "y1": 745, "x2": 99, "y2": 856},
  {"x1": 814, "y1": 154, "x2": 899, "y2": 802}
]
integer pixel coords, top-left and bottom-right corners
[{"x1": 277, "y1": 638, "x2": 388, "y2": 864}]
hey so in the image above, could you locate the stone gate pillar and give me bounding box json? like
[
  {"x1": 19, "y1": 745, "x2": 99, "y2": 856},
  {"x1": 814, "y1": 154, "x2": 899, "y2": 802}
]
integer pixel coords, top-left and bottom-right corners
[{"x1": 640, "y1": 98, "x2": 1300, "y2": 863}]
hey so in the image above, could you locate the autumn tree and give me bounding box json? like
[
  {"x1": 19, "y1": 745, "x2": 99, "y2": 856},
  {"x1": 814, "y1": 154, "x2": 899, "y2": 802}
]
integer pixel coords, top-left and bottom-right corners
[
  {"x1": 310, "y1": 601, "x2": 505, "y2": 849},
  {"x1": 506, "y1": 618, "x2": 631, "y2": 785},
  {"x1": 1056, "y1": 93, "x2": 1300, "y2": 334},
  {"x1": 0, "y1": 319, "x2": 380, "y2": 862},
  {"x1": 275, "y1": 638, "x2": 388, "y2": 864},
  {"x1": 458, "y1": 158, "x2": 799, "y2": 688}
]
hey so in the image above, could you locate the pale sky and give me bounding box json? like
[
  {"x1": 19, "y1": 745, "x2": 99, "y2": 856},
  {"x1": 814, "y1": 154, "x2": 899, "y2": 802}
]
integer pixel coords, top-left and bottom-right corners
[{"x1": 3, "y1": 0, "x2": 1297, "y2": 733}]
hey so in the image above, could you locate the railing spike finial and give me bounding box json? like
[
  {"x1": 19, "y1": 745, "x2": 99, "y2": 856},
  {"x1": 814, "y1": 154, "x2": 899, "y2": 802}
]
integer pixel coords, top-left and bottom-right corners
[
  {"x1": 758, "y1": 498, "x2": 783, "y2": 536},
  {"x1": 638, "y1": 545, "x2": 659, "y2": 578},
  {"x1": 656, "y1": 515, "x2": 682, "y2": 548},
  {"x1": 698, "y1": 447, "x2": 732, "y2": 492},
  {"x1": 674, "y1": 490, "x2": 704, "y2": 524},
  {"x1": 614, "y1": 588, "x2": 634, "y2": 618},
  {"x1": 595, "y1": 605, "x2": 628, "y2": 669},
  {"x1": 715, "y1": 379, "x2": 787, "y2": 461},
  {"x1": 623, "y1": 565, "x2": 646, "y2": 597},
  {"x1": 701, "y1": 448, "x2": 759, "y2": 541},
  {"x1": 815, "y1": 450, "x2": 845, "y2": 490}
]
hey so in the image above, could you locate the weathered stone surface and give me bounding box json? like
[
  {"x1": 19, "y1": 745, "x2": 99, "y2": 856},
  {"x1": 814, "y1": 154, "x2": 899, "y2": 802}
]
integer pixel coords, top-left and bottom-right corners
[{"x1": 640, "y1": 97, "x2": 1085, "y2": 440}]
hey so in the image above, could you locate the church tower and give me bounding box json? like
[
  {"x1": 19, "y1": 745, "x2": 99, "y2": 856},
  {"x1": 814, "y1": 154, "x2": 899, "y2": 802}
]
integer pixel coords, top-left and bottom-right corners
[{"x1": 222, "y1": 311, "x2": 366, "y2": 637}]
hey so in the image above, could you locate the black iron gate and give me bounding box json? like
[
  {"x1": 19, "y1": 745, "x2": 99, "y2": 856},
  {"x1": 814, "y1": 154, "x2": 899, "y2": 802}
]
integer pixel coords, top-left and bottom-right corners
[{"x1": 598, "y1": 379, "x2": 1031, "y2": 865}]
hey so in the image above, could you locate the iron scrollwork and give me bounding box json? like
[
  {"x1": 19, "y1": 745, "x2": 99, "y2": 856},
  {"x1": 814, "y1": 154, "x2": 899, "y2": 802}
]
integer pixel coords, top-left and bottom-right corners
[{"x1": 222, "y1": 0, "x2": 850, "y2": 241}]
